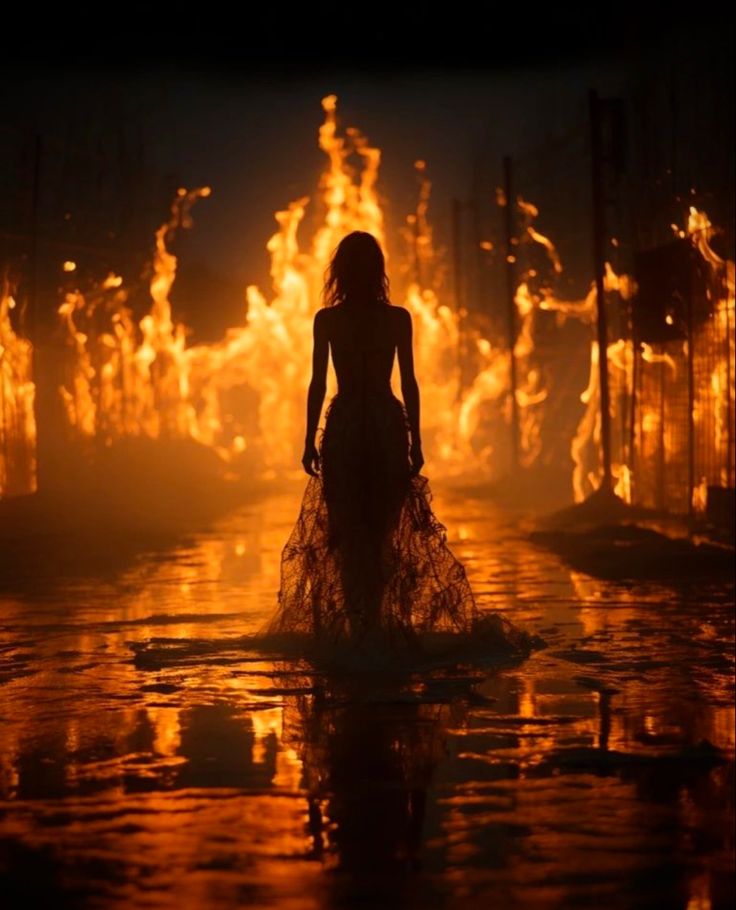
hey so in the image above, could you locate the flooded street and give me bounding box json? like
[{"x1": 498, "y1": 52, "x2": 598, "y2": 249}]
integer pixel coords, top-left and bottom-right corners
[{"x1": 1, "y1": 488, "x2": 733, "y2": 910}]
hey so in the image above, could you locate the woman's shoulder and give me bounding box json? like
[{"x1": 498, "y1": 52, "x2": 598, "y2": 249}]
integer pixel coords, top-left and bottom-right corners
[
  {"x1": 386, "y1": 303, "x2": 411, "y2": 321},
  {"x1": 386, "y1": 303, "x2": 412, "y2": 331},
  {"x1": 314, "y1": 306, "x2": 336, "y2": 325}
]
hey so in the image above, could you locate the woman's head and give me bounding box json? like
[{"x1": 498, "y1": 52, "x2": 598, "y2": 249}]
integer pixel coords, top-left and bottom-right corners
[{"x1": 324, "y1": 231, "x2": 390, "y2": 307}]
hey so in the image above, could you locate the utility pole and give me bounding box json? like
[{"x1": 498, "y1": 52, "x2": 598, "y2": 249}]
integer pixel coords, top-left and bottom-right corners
[
  {"x1": 452, "y1": 198, "x2": 464, "y2": 313},
  {"x1": 589, "y1": 91, "x2": 613, "y2": 492},
  {"x1": 28, "y1": 134, "x2": 43, "y2": 495},
  {"x1": 413, "y1": 213, "x2": 422, "y2": 288},
  {"x1": 503, "y1": 156, "x2": 520, "y2": 473},
  {"x1": 452, "y1": 198, "x2": 466, "y2": 396},
  {"x1": 28, "y1": 135, "x2": 42, "y2": 344},
  {"x1": 686, "y1": 259, "x2": 695, "y2": 524}
]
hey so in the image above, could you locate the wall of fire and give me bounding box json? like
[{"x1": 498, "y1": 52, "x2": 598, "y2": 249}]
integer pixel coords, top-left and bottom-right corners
[
  {"x1": 1, "y1": 53, "x2": 735, "y2": 521},
  {"x1": 632, "y1": 240, "x2": 734, "y2": 517}
]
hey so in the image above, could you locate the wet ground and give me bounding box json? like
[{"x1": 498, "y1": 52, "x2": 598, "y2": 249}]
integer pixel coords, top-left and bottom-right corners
[{"x1": 1, "y1": 488, "x2": 734, "y2": 909}]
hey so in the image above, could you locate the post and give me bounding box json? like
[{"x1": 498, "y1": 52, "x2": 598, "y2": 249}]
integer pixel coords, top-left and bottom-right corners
[
  {"x1": 28, "y1": 135, "x2": 42, "y2": 344},
  {"x1": 452, "y1": 198, "x2": 463, "y2": 313},
  {"x1": 589, "y1": 91, "x2": 613, "y2": 491},
  {"x1": 452, "y1": 198, "x2": 466, "y2": 396},
  {"x1": 412, "y1": 200, "x2": 422, "y2": 289},
  {"x1": 657, "y1": 360, "x2": 666, "y2": 511},
  {"x1": 628, "y1": 334, "x2": 639, "y2": 504},
  {"x1": 471, "y1": 198, "x2": 484, "y2": 316},
  {"x1": 503, "y1": 156, "x2": 520, "y2": 473},
  {"x1": 28, "y1": 134, "x2": 43, "y2": 494},
  {"x1": 724, "y1": 266, "x2": 734, "y2": 488}
]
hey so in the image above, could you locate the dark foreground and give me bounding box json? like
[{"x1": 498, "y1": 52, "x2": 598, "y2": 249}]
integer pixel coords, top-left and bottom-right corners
[{"x1": 0, "y1": 489, "x2": 733, "y2": 909}]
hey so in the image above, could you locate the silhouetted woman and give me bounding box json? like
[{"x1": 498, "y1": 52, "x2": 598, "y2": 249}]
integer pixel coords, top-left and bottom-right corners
[{"x1": 271, "y1": 232, "x2": 517, "y2": 654}]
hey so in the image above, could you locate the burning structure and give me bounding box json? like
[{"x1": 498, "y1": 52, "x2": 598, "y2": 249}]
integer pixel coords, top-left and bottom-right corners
[
  {"x1": 0, "y1": 96, "x2": 734, "y2": 523},
  {"x1": 0, "y1": 282, "x2": 36, "y2": 497}
]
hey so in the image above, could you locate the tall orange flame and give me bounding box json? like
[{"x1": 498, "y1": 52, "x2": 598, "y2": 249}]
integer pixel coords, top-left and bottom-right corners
[{"x1": 0, "y1": 282, "x2": 37, "y2": 496}]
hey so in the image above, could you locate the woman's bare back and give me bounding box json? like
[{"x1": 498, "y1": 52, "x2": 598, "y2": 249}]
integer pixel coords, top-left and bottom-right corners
[{"x1": 319, "y1": 302, "x2": 407, "y2": 396}]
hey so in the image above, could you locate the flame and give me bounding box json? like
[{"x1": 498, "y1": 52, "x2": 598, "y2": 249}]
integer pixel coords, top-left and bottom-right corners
[
  {"x1": 58, "y1": 189, "x2": 212, "y2": 446},
  {"x1": 571, "y1": 337, "x2": 635, "y2": 503},
  {"x1": 573, "y1": 207, "x2": 735, "y2": 510},
  {"x1": 46, "y1": 102, "x2": 734, "y2": 513},
  {"x1": 641, "y1": 342, "x2": 677, "y2": 375},
  {"x1": 474, "y1": 196, "x2": 570, "y2": 471},
  {"x1": 692, "y1": 478, "x2": 708, "y2": 513},
  {"x1": 0, "y1": 281, "x2": 37, "y2": 496},
  {"x1": 625, "y1": 207, "x2": 735, "y2": 511},
  {"x1": 613, "y1": 462, "x2": 633, "y2": 502},
  {"x1": 56, "y1": 98, "x2": 508, "y2": 478},
  {"x1": 512, "y1": 282, "x2": 547, "y2": 466},
  {"x1": 688, "y1": 207, "x2": 724, "y2": 269},
  {"x1": 50, "y1": 103, "x2": 634, "y2": 490},
  {"x1": 525, "y1": 226, "x2": 562, "y2": 275},
  {"x1": 688, "y1": 207, "x2": 735, "y2": 498}
]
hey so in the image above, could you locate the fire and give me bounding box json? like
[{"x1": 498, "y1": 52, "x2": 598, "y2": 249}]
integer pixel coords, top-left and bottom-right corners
[
  {"x1": 540, "y1": 259, "x2": 638, "y2": 503},
  {"x1": 58, "y1": 189, "x2": 212, "y2": 447},
  {"x1": 571, "y1": 339, "x2": 635, "y2": 503},
  {"x1": 512, "y1": 282, "x2": 547, "y2": 466},
  {"x1": 500, "y1": 198, "x2": 596, "y2": 473},
  {"x1": 571, "y1": 206, "x2": 735, "y2": 510},
  {"x1": 692, "y1": 478, "x2": 708, "y2": 513},
  {"x1": 55, "y1": 98, "x2": 513, "y2": 479},
  {"x1": 640, "y1": 342, "x2": 677, "y2": 373},
  {"x1": 27, "y1": 98, "x2": 734, "y2": 515},
  {"x1": 0, "y1": 281, "x2": 37, "y2": 497},
  {"x1": 688, "y1": 206, "x2": 735, "y2": 502},
  {"x1": 312, "y1": 94, "x2": 385, "y2": 267}
]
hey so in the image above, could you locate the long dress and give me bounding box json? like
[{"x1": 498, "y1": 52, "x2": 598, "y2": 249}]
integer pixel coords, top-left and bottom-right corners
[
  {"x1": 269, "y1": 305, "x2": 529, "y2": 657},
  {"x1": 273, "y1": 390, "x2": 475, "y2": 645}
]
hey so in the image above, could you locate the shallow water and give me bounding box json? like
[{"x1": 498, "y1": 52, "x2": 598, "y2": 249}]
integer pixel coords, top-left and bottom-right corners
[{"x1": 1, "y1": 489, "x2": 734, "y2": 909}]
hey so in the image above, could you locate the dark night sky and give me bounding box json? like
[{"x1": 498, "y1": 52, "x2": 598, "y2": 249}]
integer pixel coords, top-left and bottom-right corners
[
  {"x1": 2, "y1": 15, "x2": 730, "y2": 301},
  {"x1": 3, "y1": 67, "x2": 622, "y2": 283}
]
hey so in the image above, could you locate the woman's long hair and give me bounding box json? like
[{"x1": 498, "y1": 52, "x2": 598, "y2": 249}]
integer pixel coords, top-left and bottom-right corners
[{"x1": 323, "y1": 231, "x2": 390, "y2": 307}]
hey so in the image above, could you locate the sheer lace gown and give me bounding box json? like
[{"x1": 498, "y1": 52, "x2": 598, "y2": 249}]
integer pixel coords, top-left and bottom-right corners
[{"x1": 268, "y1": 303, "x2": 529, "y2": 657}]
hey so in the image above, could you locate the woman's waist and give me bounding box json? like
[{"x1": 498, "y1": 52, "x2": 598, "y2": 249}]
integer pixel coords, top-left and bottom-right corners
[
  {"x1": 326, "y1": 388, "x2": 407, "y2": 422},
  {"x1": 332, "y1": 383, "x2": 397, "y2": 401}
]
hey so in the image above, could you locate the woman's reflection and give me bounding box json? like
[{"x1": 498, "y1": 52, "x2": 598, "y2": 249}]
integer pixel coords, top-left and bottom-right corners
[{"x1": 284, "y1": 675, "x2": 468, "y2": 907}]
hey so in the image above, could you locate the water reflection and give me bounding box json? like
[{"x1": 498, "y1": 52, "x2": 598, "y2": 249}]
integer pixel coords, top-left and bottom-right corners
[
  {"x1": 293, "y1": 677, "x2": 461, "y2": 907},
  {"x1": 0, "y1": 488, "x2": 733, "y2": 908}
]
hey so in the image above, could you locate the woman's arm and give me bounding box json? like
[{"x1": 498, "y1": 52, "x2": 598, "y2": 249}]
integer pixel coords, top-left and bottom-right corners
[
  {"x1": 396, "y1": 308, "x2": 424, "y2": 476},
  {"x1": 302, "y1": 309, "x2": 329, "y2": 475}
]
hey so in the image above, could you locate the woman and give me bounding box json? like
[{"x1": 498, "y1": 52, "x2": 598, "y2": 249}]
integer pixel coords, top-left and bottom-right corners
[{"x1": 270, "y1": 232, "x2": 520, "y2": 655}]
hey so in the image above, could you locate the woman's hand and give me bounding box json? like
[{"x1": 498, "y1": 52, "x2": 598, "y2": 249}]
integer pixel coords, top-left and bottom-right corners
[
  {"x1": 409, "y1": 441, "x2": 424, "y2": 477},
  {"x1": 302, "y1": 441, "x2": 320, "y2": 476}
]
